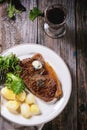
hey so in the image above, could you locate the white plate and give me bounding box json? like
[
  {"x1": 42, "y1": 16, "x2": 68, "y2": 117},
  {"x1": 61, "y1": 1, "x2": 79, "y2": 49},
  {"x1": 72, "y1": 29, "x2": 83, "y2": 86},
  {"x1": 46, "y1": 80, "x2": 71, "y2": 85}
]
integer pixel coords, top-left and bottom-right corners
[{"x1": 1, "y1": 44, "x2": 72, "y2": 126}]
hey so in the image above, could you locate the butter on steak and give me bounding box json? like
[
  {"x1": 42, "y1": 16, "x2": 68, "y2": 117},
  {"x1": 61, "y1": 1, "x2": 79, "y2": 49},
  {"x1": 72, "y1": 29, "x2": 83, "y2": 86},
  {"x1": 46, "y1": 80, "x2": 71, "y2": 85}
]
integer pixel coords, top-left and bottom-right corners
[{"x1": 20, "y1": 53, "x2": 62, "y2": 102}]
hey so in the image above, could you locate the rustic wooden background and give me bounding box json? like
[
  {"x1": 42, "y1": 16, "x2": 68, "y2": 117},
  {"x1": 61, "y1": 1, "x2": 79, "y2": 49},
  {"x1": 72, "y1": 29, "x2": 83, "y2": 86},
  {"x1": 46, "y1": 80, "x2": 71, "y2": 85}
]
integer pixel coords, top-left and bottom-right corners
[{"x1": 0, "y1": 0, "x2": 87, "y2": 130}]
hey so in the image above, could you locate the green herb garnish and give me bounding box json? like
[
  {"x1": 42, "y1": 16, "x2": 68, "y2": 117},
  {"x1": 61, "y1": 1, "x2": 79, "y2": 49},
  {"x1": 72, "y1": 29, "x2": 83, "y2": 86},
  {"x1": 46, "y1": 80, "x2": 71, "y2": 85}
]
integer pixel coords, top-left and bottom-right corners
[
  {"x1": 7, "y1": 0, "x2": 15, "y2": 18},
  {"x1": 0, "y1": 0, "x2": 26, "y2": 19},
  {"x1": 0, "y1": 53, "x2": 21, "y2": 74},
  {"x1": 29, "y1": 7, "x2": 42, "y2": 21},
  {"x1": 0, "y1": 53, "x2": 22, "y2": 85},
  {"x1": 0, "y1": 53, "x2": 25, "y2": 94},
  {"x1": 5, "y1": 73, "x2": 25, "y2": 94}
]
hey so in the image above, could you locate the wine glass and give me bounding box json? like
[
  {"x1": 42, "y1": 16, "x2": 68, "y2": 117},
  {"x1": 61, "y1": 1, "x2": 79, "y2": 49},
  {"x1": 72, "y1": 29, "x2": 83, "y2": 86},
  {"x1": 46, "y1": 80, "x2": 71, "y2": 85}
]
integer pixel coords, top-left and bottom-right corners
[{"x1": 43, "y1": 4, "x2": 67, "y2": 38}]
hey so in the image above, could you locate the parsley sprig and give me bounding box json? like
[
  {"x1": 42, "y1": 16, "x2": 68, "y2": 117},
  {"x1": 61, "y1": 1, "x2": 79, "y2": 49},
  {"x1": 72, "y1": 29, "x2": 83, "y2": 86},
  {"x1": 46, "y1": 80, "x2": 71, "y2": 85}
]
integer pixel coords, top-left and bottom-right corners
[
  {"x1": 29, "y1": 7, "x2": 42, "y2": 21},
  {"x1": 0, "y1": 0, "x2": 26, "y2": 19},
  {"x1": 7, "y1": 0, "x2": 15, "y2": 19},
  {"x1": 6, "y1": 73, "x2": 25, "y2": 95},
  {"x1": 0, "y1": 1, "x2": 42, "y2": 21},
  {"x1": 0, "y1": 53, "x2": 25, "y2": 94},
  {"x1": 0, "y1": 53, "x2": 21, "y2": 73}
]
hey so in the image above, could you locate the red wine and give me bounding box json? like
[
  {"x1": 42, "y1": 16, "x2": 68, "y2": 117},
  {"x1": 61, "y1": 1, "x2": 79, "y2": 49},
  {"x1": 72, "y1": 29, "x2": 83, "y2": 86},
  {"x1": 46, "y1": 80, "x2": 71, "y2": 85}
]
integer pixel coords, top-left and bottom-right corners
[{"x1": 47, "y1": 8, "x2": 65, "y2": 24}]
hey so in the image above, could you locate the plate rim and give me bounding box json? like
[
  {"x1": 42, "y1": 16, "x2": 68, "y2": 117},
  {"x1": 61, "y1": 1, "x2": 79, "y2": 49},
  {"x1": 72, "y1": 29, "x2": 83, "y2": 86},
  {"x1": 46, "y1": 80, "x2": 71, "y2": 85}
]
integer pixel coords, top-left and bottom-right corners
[{"x1": 1, "y1": 43, "x2": 72, "y2": 126}]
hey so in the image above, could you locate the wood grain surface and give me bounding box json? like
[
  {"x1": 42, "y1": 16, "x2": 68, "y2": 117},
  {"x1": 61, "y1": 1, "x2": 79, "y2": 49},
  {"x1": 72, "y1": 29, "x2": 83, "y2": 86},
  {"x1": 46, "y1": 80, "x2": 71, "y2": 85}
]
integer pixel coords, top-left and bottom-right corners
[
  {"x1": 0, "y1": 0, "x2": 87, "y2": 130},
  {"x1": 76, "y1": 0, "x2": 87, "y2": 130}
]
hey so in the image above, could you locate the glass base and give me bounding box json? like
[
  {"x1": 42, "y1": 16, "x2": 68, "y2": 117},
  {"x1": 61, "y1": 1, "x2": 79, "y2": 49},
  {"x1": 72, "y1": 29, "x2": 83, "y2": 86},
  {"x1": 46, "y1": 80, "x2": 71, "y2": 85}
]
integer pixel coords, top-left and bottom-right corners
[{"x1": 44, "y1": 23, "x2": 66, "y2": 39}]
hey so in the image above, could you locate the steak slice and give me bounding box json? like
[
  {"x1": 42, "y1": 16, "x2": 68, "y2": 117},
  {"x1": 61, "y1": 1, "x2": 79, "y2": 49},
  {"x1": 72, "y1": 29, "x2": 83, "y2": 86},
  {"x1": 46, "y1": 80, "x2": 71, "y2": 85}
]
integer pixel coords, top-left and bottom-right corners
[{"x1": 20, "y1": 53, "x2": 62, "y2": 102}]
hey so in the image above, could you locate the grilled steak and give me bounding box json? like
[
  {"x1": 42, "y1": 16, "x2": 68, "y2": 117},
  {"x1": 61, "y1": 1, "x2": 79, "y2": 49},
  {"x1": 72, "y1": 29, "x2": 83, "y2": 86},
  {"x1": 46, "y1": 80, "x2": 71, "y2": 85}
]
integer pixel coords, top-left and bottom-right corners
[{"x1": 20, "y1": 53, "x2": 62, "y2": 102}]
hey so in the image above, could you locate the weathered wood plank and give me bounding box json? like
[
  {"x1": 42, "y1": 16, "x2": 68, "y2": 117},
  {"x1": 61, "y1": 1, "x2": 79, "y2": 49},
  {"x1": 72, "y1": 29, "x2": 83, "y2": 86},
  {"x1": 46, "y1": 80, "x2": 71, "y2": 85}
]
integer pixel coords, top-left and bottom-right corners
[
  {"x1": 0, "y1": 0, "x2": 37, "y2": 52},
  {"x1": 76, "y1": 0, "x2": 87, "y2": 129},
  {"x1": 38, "y1": 0, "x2": 77, "y2": 130},
  {"x1": 0, "y1": 3, "x2": 7, "y2": 53}
]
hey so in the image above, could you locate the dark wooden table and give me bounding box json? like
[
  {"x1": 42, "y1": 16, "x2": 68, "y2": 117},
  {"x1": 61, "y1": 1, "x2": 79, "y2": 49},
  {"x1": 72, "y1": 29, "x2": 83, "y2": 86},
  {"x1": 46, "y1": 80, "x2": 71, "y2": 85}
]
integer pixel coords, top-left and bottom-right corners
[{"x1": 0, "y1": 0, "x2": 87, "y2": 130}]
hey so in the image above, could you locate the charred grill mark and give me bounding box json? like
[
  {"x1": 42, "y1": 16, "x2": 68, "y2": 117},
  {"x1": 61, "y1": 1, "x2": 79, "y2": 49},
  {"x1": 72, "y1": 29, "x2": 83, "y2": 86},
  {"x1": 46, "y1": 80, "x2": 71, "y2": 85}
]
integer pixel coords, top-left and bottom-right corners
[{"x1": 37, "y1": 79, "x2": 45, "y2": 87}]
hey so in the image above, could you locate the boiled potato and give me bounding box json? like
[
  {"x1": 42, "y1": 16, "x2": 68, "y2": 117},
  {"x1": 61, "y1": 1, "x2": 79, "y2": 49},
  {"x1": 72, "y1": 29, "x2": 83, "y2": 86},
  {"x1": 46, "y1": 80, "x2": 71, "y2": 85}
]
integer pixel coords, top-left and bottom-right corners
[
  {"x1": 6, "y1": 100, "x2": 20, "y2": 114},
  {"x1": 21, "y1": 103, "x2": 31, "y2": 118},
  {"x1": 16, "y1": 91, "x2": 26, "y2": 102},
  {"x1": 25, "y1": 93, "x2": 35, "y2": 105},
  {"x1": 30, "y1": 104, "x2": 40, "y2": 115},
  {"x1": 1, "y1": 87, "x2": 15, "y2": 100}
]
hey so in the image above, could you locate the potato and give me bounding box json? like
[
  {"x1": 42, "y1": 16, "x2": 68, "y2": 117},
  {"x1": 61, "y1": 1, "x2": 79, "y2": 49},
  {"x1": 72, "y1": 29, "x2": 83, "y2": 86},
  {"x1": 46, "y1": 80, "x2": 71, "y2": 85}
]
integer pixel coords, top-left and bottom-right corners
[
  {"x1": 25, "y1": 93, "x2": 35, "y2": 105},
  {"x1": 16, "y1": 91, "x2": 26, "y2": 102},
  {"x1": 1, "y1": 87, "x2": 15, "y2": 100},
  {"x1": 21, "y1": 103, "x2": 31, "y2": 118},
  {"x1": 30, "y1": 104, "x2": 40, "y2": 115},
  {"x1": 6, "y1": 100, "x2": 20, "y2": 114}
]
